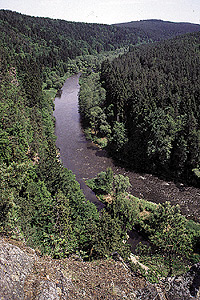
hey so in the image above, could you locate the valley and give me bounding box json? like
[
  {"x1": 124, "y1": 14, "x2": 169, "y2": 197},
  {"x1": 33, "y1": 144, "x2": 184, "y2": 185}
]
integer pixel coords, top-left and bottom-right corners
[{"x1": 0, "y1": 9, "x2": 200, "y2": 297}]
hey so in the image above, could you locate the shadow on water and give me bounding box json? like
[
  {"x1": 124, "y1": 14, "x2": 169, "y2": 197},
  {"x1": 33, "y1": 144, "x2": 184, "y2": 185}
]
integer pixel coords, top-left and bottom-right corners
[
  {"x1": 128, "y1": 230, "x2": 150, "y2": 254},
  {"x1": 56, "y1": 89, "x2": 63, "y2": 98},
  {"x1": 80, "y1": 182, "x2": 105, "y2": 211},
  {"x1": 86, "y1": 144, "x2": 110, "y2": 158},
  {"x1": 86, "y1": 145, "x2": 98, "y2": 151}
]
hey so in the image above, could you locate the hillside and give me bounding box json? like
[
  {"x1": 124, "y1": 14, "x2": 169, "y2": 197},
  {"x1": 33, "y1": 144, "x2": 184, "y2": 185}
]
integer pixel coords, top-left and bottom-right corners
[
  {"x1": 98, "y1": 32, "x2": 200, "y2": 185},
  {"x1": 79, "y1": 32, "x2": 200, "y2": 186},
  {"x1": 80, "y1": 32, "x2": 200, "y2": 187},
  {"x1": 0, "y1": 9, "x2": 150, "y2": 91},
  {"x1": 0, "y1": 9, "x2": 145, "y2": 63},
  {"x1": 114, "y1": 19, "x2": 200, "y2": 41}
]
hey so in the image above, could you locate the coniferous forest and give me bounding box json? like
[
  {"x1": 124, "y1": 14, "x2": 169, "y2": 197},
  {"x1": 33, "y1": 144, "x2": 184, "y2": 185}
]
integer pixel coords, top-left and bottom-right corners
[
  {"x1": 1, "y1": 9, "x2": 200, "y2": 280},
  {"x1": 99, "y1": 33, "x2": 200, "y2": 185}
]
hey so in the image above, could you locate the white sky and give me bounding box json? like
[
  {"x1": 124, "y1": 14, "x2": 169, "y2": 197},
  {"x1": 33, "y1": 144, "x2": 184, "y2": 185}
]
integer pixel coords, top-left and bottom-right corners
[{"x1": 0, "y1": 0, "x2": 200, "y2": 25}]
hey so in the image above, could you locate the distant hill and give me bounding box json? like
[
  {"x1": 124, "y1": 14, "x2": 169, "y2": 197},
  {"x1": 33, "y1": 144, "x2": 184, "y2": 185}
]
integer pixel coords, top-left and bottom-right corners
[
  {"x1": 0, "y1": 9, "x2": 146, "y2": 61},
  {"x1": 114, "y1": 19, "x2": 200, "y2": 41},
  {"x1": 1, "y1": 11, "x2": 199, "y2": 70}
]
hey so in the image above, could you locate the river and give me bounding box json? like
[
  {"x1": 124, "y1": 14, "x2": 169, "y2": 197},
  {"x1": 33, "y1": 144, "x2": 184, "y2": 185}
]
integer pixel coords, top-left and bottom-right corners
[{"x1": 53, "y1": 74, "x2": 200, "y2": 222}]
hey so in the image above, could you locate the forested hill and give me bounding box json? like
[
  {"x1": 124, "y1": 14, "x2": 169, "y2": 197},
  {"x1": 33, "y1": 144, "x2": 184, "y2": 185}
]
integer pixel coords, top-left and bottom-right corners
[
  {"x1": 100, "y1": 32, "x2": 200, "y2": 185},
  {"x1": 0, "y1": 9, "x2": 146, "y2": 60},
  {"x1": 1, "y1": 10, "x2": 199, "y2": 69},
  {"x1": 0, "y1": 9, "x2": 152, "y2": 90},
  {"x1": 114, "y1": 19, "x2": 200, "y2": 41}
]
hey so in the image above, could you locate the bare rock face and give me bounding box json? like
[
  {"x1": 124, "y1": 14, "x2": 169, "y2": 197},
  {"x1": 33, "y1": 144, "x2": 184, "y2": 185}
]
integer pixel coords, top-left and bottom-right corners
[
  {"x1": 0, "y1": 238, "x2": 36, "y2": 299},
  {"x1": 0, "y1": 238, "x2": 73, "y2": 300},
  {"x1": 0, "y1": 237, "x2": 199, "y2": 300},
  {"x1": 162, "y1": 263, "x2": 200, "y2": 300},
  {"x1": 0, "y1": 237, "x2": 146, "y2": 299}
]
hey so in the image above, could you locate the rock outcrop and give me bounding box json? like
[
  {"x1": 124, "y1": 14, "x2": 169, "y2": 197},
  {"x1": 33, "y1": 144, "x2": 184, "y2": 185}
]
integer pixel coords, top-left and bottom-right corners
[
  {"x1": 161, "y1": 263, "x2": 200, "y2": 300},
  {"x1": 0, "y1": 237, "x2": 199, "y2": 299},
  {"x1": 0, "y1": 238, "x2": 35, "y2": 299}
]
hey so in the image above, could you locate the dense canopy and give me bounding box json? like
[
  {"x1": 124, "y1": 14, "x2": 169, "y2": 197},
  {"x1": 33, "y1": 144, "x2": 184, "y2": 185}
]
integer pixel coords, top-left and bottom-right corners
[{"x1": 100, "y1": 33, "x2": 200, "y2": 185}]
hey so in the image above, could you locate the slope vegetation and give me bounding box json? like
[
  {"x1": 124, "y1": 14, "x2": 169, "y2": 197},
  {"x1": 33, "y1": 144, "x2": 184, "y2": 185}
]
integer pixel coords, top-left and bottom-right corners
[
  {"x1": 0, "y1": 10, "x2": 132, "y2": 259},
  {"x1": 114, "y1": 19, "x2": 200, "y2": 41},
  {"x1": 100, "y1": 32, "x2": 200, "y2": 185}
]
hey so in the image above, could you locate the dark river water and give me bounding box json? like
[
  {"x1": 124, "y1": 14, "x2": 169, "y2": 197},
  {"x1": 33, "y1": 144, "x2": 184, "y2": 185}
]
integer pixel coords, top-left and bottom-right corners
[{"x1": 53, "y1": 74, "x2": 200, "y2": 222}]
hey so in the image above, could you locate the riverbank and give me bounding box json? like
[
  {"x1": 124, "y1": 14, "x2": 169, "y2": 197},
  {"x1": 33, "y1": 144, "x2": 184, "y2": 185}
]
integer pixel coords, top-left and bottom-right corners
[{"x1": 54, "y1": 74, "x2": 200, "y2": 222}]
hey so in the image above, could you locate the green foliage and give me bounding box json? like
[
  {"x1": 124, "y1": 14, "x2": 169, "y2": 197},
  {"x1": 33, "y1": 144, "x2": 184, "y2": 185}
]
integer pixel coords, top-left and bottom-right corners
[
  {"x1": 193, "y1": 168, "x2": 200, "y2": 178},
  {"x1": 86, "y1": 168, "x2": 200, "y2": 274},
  {"x1": 111, "y1": 194, "x2": 139, "y2": 231},
  {"x1": 0, "y1": 130, "x2": 12, "y2": 163},
  {"x1": 79, "y1": 72, "x2": 107, "y2": 130},
  {"x1": 92, "y1": 210, "x2": 130, "y2": 259},
  {"x1": 132, "y1": 201, "x2": 199, "y2": 279},
  {"x1": 110, "y1": 122, "x2": 128, "y2": 155},
  {"x1": 115, "y1": 19, "x2": 200, "y2": 41},
  {"x1": 139, "y1": 202, "x2": 193, "y2": 275},
  {"x1": 88, "y1": 169, "x2": 138, "y2": 230},
  {"x1": 1, "y1": 9, "x2": 200, "y2": 270},
  {"x1": 0, "y1": 38, "x2": 103, "y2": 260},
  {"x1": 0, "y1": 9, "x2": 148, "y2": 86},
  {"x1": 100, "y1": 32, "x2": 200, "y2": 184},
  {"x1": 185, "y1": 219, "x2": 200, "y2": 255},
  {"x1": 0, "y1": 74, "x2": 32, "y2": 164},
  {"x1": 87, "y1": 168, "x2": 114, "y2": 195},
  {"x1": 113, "y1": 174, "x2": 130, "y2": 195},
  {"x1": 46, "y1": 190, "x2": 76, "y2": 258},
  {"x1": 145, "y1": 108, "x2": 183, "y2": 164},
  {"x1": 134, "y1": 244, "x2": 189, "y2": 282}
]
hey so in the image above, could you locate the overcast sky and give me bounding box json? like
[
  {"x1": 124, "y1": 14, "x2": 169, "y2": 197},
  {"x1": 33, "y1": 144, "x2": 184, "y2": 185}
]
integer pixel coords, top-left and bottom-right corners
[{"x1": 0, "y1": 0, "x2": 200, "y2": 25}]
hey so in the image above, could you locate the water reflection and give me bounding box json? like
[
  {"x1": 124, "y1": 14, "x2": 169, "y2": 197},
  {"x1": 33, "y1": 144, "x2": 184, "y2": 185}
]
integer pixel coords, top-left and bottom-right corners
[{"x1": 53, "y1": 74, "x2": 106, "y2": 210}]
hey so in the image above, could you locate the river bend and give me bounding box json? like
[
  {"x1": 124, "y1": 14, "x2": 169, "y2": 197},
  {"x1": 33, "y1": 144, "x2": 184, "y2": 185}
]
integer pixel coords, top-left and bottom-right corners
[{"x1": 53, "y1": 74, "x2": 200, "y2": 222}]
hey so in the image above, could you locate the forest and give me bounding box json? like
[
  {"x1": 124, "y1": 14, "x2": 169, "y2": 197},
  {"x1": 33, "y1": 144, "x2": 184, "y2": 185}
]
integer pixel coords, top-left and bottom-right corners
[
  {"x1": 0, "y1": 10, "x2": 126, "y2": 259},
  {"x1": 114, "y1": 19, "x2": 200, "y2": 41},
  {"x1": 0, "y1": 9, "x2": 146, "y2": 90},
  {"x1": 80, "y1": 33, "x2": 200, "y2": 186},
  {"x1": 0, "y1": 9, "x2": 200, "y2": 281}
]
